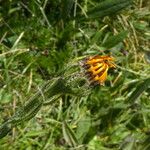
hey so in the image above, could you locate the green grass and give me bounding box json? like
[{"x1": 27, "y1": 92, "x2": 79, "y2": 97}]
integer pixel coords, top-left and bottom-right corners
[{"x1": 0, "y1": 0, "x2": 150, "y2": 149}]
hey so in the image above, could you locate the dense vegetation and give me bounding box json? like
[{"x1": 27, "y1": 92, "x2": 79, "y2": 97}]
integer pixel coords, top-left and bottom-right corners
[{"x1": 0, "y1": 0, "x2": 150, "y2": 149}]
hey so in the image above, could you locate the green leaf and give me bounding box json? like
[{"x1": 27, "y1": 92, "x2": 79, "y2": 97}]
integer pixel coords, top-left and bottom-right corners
[
  {"x1": 91, "y1": 30, "x2": 104, "y2": 44},
  {"x1": 25, "y1": 130, "x2": 46, "y2": 137},
  {"x1": 62, "y1": 121, "x2": 78, "y2": 147},
  {"x1": 76, "y1": 115, "x2": 91, "y2": 143},
  {"x1": 102, "y1": 31, "x2": 128, "y2": 49},
  {"x1": 0, "y1": 89, "x2": 12, "y2": 104},
  {"x1": 61, "y1": 0, "x2": 74, "y2": 20},
  {"x1": 79, "y1": 0, "x2": 133, "y2": 20},
  {"x1": 128, "y1": 78, "x2": 150, "y2": 103}
]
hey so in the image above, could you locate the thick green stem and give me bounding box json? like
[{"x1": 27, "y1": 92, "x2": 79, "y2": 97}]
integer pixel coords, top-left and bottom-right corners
[{"x1": 0, "y1": 77, "x2": 73, "y2": 139}]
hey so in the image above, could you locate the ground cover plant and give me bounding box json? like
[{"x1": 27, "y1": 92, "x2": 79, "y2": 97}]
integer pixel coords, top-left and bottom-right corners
[{"x1": 0, "y1": 0, "x2": 150, "y2": 149}]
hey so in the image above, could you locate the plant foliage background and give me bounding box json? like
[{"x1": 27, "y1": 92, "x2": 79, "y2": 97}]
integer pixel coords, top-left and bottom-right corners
[{"x1": 0, "y1": 0, "x2": 150, "y2": 149}]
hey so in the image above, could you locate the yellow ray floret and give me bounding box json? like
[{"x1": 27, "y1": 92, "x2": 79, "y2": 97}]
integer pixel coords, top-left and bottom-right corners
[
  {"x1": 83, "y1": 55, "x2": 116, "y2": 85},
  {"x1": 94, "y1": 66, "x2": 108, "y2": 85},
  {"x1": 87, "y1": 63, "x2": 105, "y2": 75}
]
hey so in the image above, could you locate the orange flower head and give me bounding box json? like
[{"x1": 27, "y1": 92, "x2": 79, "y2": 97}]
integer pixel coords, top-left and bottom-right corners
[{"x1": 82, "y1": 55, "x2": 116, "y2": 85}]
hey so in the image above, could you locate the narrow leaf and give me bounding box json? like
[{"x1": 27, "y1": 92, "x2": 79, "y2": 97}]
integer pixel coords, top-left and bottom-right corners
[
  {"x1": 78, "y1": 0, "x2": 133, "y2": 20},
  {"x1": 76, "y1": 116, "x2": 91, "y2": 143},
  {"x1": 62, "y1": 121, "x2": 78, "y2": 147},
  {"x1": 102, "y1": 31, "x2": 128, "y2": 49},
  {"x1": 128, "y1": 78, "x2": 150, "y2": 102}
]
